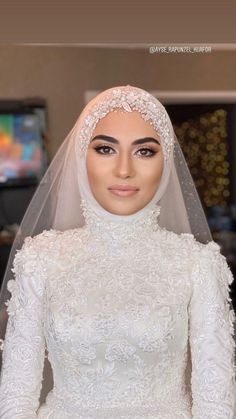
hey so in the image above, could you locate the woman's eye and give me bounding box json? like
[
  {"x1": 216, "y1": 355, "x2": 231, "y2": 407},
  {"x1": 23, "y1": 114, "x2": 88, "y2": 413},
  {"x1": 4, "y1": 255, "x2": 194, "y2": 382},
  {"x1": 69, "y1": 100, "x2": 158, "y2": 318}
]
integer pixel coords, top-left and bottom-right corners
[
  {"x1": 94, "y1": 145, "x2": 157, "y2": 157},
  {"x1": 94, "y1": 145, "x2": 115, "y2": 155},
  {"x1": 136, "y1": 148, "x2": 157, "y2": 158}
]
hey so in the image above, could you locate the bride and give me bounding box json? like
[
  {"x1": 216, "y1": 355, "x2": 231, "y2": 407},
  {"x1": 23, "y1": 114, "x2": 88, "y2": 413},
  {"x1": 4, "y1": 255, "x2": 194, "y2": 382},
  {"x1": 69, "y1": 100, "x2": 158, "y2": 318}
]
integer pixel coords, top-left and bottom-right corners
[{"x1": 0, "y1": 85, "x2": 235, "y2": 418}]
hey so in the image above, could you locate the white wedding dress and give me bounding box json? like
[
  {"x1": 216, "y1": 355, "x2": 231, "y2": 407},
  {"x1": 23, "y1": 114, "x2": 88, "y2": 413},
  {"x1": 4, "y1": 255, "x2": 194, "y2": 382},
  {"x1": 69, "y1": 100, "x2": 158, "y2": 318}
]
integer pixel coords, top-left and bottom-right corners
[{"x1": 0, "y1": 198, "x2": 235, "y2": 418}]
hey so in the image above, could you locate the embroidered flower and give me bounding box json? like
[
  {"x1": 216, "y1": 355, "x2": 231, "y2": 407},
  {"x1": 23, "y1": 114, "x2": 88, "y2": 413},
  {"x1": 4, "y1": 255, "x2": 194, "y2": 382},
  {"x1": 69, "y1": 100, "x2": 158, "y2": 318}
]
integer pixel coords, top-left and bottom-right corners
[
  {"x1": 105, "y1": 340, "x2": 136, "y2": 363},
  {"x1": 77, "y1": 86, "x2": 175, "y2": 162}
]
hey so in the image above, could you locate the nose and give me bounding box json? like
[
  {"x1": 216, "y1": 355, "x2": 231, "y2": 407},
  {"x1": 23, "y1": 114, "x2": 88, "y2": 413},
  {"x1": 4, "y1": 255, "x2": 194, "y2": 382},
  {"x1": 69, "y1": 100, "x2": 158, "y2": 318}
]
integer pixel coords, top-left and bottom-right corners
[{"x1": 113, "y1": 150, "x2": 135, "y2": 178}]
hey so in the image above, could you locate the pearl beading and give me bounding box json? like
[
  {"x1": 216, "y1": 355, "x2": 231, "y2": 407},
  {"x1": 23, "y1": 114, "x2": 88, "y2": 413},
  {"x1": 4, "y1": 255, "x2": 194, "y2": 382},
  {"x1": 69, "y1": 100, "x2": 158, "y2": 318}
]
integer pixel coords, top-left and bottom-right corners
[
  {"x1": 77, "y1": 86, "x2": 175, "y2": 162},
  {"x1": 80, "y1": 198, "x2": 161, "y2": 241},
  {"x1": 46, "y1": 386, "x2": 192, "y2": 418}
]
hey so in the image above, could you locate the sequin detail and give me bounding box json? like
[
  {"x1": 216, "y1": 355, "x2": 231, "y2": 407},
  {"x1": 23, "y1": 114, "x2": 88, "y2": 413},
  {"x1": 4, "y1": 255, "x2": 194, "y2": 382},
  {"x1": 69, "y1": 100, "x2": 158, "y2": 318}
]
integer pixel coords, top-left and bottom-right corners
[
  {"x1": 80, "y1": 198, "x2": 161, "y2": 242},
  {"x1": 77, "y1": 86, "x2": 175, "y2": 162},
  {"x1": 0, "y1": 224, "x2": 235, "y2": 417}
]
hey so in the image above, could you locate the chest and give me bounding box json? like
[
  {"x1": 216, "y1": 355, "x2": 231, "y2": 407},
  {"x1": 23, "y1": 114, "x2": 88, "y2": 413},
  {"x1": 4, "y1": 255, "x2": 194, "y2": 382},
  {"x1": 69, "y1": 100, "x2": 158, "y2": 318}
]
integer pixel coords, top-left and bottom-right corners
[{"x1": 43, "y1": 241, "x2": 191, "y2": 354}]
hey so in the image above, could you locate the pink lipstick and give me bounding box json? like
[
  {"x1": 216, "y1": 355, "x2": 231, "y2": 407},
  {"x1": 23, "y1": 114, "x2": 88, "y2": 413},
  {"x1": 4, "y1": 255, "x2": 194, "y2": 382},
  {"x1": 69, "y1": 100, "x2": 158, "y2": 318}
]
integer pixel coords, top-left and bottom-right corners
[{"x1": 108, "y1": 184, "x2": 139, "y2": 197}]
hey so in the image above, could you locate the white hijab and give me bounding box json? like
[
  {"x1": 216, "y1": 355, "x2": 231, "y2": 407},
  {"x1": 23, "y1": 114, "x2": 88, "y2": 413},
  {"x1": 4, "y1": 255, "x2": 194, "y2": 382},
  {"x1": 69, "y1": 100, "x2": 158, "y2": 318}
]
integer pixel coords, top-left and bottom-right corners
[
  {"x1": 0, "y1": 84, "x2": 213, "y2": 402},
  {"x1": 0, "y1": 84, "x2": 212, "y2": 342},
  {"x1": 51, "y1": 85, "x2": 211, "y2": 239}
]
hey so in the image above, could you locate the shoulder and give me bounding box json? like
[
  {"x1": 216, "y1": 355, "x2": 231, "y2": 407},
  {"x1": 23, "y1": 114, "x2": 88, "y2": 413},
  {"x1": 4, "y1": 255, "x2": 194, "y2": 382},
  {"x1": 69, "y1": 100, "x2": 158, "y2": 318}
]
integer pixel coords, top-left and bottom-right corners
[
  {"x1": 14, "y1": 227, "x2": 84, "y2": 269},
  {"x1": 154, "y1": 229, "x2": 234, "y2": 292},
  {"x1": 12, "y1": 229, "x2": 59, "y2": 275},
  {"x1": 21, "y1": 226, "x2": 84, "y2": 251},
  {"x1": 161, "y1": 228, "x2": 220, "y2": 253},
  {"x1": 183, "y1": 236, "x2": 235, "y2": 289},
  {"x1": 156, "y1": 228, "x2": 227, "y2": 268},
  {"x1": 156, "y1": 228, "x2": 203, "y2": 257},
  {"x1": 22, "y1": 228, "x2": 61, "y2": 249}
]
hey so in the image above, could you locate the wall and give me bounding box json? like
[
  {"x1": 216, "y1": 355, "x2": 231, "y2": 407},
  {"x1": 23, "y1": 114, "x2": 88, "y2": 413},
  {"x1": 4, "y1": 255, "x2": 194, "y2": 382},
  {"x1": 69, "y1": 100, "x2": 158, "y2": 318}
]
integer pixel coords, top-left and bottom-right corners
[{"x1": 0, "y1": 45, "x2": 236, "y2": 157}]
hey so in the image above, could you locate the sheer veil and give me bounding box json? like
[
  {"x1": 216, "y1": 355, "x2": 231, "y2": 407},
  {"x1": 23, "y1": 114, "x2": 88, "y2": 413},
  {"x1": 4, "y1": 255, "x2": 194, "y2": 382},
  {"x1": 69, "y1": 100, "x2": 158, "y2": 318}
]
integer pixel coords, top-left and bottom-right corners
[{"x1": 0, "y1": 85, "x2": 217, "y2": 402}]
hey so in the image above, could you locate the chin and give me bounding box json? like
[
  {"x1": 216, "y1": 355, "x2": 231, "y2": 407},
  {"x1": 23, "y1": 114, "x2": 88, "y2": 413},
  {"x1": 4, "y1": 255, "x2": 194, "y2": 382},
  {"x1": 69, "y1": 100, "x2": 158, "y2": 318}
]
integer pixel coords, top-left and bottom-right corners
[
  {"x1": 106, "y1": 204, "x2": 141, "y2": 216},
  {"x1": 98, "y1": 193, "x2": 143, "y2": 215}
]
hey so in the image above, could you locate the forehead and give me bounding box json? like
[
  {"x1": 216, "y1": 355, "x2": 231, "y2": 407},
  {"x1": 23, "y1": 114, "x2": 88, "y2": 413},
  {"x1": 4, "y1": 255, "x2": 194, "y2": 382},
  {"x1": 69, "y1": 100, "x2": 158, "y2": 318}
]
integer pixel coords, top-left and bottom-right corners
[
  {"x1": 77, "y1": 89, "x2": 174, "y2": 161},
  {"x1": 92, "y1": 110, "x2": 160, "y2": 139}
]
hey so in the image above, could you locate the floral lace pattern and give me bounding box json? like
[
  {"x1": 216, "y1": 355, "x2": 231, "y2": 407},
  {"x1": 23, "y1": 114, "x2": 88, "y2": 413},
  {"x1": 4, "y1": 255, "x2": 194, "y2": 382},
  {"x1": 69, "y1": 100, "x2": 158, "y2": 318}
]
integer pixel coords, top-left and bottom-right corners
[
  {"x1": 0, "y1": 198, "x2": 235, "y2": 418},
  {"x1": 77, "y1": 86, "x2": 175, "y2": 162}
]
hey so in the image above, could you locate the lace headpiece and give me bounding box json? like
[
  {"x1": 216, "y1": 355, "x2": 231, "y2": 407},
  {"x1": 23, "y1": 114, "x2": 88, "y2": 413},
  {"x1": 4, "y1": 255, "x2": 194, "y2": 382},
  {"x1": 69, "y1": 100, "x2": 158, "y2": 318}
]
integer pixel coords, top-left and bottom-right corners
[
  {"x1": 0, "y1": 85, "x2": 213, "y2": 371},
  {"x1": 78, "y1": 86, "x2": 174, "y2": 162}
]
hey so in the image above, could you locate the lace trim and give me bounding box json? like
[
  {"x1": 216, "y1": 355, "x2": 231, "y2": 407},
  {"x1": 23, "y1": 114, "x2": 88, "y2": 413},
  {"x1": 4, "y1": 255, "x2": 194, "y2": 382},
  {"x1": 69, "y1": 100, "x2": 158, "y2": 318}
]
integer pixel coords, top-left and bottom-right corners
[
  {"x1": 40, "y1": 387, "x2": 191, "y2": 419},
  {"x1": 189, "y1": 243, "x2": 236, "y2": 417},
  {"x1": 80, "y1": 198, "x2": 161, "y2": 240},
  {"x1": 77, "y1": 86, "x2": 175, "y2": 162}
]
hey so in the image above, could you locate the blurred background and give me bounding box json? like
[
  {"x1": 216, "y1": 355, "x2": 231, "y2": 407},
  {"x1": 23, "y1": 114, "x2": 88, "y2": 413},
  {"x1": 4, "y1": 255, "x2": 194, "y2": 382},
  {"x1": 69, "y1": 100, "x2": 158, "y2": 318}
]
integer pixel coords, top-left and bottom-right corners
[{"x1": 0, "y1": 44, "x2": 235, "y2": 311}]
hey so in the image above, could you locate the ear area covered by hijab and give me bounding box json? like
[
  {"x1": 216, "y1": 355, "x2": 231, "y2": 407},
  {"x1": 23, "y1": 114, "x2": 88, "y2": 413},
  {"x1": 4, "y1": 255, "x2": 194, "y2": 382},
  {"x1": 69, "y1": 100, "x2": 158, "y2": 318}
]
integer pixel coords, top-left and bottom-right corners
[{"x1": 0, "y1": 84, "x2": 214, "y2": 358}]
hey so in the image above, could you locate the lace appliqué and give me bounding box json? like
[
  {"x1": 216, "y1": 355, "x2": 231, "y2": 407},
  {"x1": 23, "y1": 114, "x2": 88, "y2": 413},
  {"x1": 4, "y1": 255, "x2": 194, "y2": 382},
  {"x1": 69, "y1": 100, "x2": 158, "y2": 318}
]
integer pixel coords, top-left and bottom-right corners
[
  {"x1": 77, "y1": 86, "x2": 175, "y2": 162},
  {"x1": 0, "y1": 235, "x2": 48, "y2": 418},
  {"x1": 189, "y1": 242, "x2": 236, "y2": 418},
  {"x1": 79, "y1": 197, "x2": 161, "y2": 243},
  {"x1": 1, "y1": 226, "x2": 235, "y2": 418}
]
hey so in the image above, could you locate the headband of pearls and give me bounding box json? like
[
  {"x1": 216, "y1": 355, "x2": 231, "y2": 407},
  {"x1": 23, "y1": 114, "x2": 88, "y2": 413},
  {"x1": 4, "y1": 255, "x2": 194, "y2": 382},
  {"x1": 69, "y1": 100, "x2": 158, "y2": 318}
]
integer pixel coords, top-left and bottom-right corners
[{"x1": 77, "y1": 86, "x2": 175, "y2": 162}]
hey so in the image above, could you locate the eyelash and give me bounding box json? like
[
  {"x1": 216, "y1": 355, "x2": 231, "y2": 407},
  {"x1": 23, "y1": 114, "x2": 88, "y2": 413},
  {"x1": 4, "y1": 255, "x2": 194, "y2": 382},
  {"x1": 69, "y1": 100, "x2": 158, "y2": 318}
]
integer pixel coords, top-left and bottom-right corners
[{"x1": 94, "y1": 144, "x2": 158, "y2": 158}]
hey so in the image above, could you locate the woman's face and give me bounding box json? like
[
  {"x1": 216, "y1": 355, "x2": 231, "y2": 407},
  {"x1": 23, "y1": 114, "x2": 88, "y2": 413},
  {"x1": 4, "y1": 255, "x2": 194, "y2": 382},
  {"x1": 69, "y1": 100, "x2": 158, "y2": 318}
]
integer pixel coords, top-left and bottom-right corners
[{"x1": 86, "y1": 110, "x2": 164, "y2": 215}]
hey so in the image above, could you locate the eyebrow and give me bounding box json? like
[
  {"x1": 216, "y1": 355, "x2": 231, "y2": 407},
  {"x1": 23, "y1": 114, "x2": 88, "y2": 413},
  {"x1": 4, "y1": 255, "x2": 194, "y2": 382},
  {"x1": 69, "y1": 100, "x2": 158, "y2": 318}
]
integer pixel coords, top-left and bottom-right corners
[{"x1": 90, "y1": 134, "x2": 160, "y2": 146}]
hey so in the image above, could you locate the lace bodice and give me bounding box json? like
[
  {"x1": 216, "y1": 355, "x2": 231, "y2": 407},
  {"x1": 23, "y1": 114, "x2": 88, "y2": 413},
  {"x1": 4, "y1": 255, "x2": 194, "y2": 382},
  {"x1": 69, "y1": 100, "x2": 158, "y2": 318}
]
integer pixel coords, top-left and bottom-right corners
[{"x1": 0, "y1": 199, "x2": 235, "y2": 418}]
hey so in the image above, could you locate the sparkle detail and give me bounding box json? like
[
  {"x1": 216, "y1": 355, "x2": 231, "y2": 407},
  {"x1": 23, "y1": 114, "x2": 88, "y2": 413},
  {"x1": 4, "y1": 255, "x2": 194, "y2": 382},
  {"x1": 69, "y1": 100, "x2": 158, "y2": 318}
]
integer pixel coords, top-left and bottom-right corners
[{"x1": 77, "y1": 86, "x2": 175, "y2": 162}]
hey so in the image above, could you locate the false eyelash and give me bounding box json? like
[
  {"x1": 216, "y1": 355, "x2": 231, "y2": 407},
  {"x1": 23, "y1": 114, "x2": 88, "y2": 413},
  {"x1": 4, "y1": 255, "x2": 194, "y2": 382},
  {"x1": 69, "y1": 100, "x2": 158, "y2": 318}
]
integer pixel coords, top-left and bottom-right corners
[
  {"x1": 136, "y1": 148, "x2": 158, "y2": 158},
  {"x1": 94, "y1": 145, "x2": 158, "y2": 158}
]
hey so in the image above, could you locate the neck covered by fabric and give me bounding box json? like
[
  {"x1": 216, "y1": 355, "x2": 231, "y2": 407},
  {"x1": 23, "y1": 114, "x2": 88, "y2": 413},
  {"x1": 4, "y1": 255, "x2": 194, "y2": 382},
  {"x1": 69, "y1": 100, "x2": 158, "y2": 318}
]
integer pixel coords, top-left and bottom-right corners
[{"x1": 80, "y1": 198, "x2": 161, "y2": 241}]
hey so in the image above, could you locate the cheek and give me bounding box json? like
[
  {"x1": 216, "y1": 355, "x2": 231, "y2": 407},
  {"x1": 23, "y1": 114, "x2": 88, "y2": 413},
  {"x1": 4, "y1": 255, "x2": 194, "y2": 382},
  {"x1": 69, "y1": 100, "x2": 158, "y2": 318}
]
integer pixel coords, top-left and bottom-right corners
[
  {"x1": 86, "y1": 151, "x2": 98, "y2": 187},
  {"x1": 86, "y1": 151, "x2": 107, "y2": 188},
  {"x1": 140, "y1": 159, "x2": 164, "y2": 187}
]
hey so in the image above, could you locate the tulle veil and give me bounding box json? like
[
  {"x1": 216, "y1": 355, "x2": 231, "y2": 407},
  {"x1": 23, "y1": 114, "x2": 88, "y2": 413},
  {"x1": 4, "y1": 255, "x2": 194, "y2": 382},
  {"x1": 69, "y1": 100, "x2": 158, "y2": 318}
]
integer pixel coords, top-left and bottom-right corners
[{"x1": 0, "y1": 84, "x2": 214, "y2": 403}]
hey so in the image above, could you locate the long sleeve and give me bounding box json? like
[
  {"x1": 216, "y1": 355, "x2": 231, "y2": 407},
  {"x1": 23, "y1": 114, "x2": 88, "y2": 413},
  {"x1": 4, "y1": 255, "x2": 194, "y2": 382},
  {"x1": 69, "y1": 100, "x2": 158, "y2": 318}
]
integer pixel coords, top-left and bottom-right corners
[
  {"x1": 188, "y1": 241, "x2": 236, "y2": 418},
  {"x1": 0, "y1": 237, "x2": 46, "y2": 418}
]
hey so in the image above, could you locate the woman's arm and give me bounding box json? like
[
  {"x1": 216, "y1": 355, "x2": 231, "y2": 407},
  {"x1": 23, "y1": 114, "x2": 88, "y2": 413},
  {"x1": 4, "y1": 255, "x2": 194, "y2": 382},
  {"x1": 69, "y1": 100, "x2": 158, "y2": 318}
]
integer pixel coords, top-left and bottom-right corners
[
  {"x1": 0, "y1": 237, "x2": 46, "y2": 418},
  {"x1": 188, "y1": 241, "x2": 236, "y2": 419}
]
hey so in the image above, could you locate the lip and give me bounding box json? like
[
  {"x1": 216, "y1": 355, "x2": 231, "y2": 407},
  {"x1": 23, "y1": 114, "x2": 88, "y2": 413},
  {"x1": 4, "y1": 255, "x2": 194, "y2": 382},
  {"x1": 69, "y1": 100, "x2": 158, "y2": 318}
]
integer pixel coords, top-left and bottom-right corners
[
  {"x1": 108, "y1": 185, "x2": 139, "y2": 197},
  {"x1": 109, "y1": 185, "x2": 138, "y2": 191},
  {"x1": 109, "y1": 189, "x2": 139, "y2": 197}
]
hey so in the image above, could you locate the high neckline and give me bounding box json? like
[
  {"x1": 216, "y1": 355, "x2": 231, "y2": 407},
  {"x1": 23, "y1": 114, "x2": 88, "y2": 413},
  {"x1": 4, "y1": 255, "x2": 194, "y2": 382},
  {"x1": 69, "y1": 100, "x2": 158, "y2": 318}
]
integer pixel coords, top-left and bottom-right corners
[{"x1": 80, "y1": 198, "x2": 161, "y2": 241}]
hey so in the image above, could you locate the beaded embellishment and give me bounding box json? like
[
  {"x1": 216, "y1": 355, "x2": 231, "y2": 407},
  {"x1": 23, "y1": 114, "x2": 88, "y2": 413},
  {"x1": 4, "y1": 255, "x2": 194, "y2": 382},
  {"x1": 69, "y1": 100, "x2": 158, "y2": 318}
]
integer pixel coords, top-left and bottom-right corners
[
  {"x1": 80, "y1": 198, "x2": 161, "y2": 240},
  {"x1": 77, "y1": 86, "x2": 175, "y2": 162}
]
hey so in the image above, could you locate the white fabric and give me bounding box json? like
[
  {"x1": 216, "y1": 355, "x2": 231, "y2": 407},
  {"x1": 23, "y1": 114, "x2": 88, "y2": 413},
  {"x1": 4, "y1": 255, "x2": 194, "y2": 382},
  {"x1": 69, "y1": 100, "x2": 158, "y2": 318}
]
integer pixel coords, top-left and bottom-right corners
[
  {"x1": 0, "y1": 85, "x2": 212, "y2": 322},
  {"x1": 0, "y1": 197, "x2": 235, "y2": 418},
  {"x1": 0, "y1": 85, "x2": 235, "y2": 418}
]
